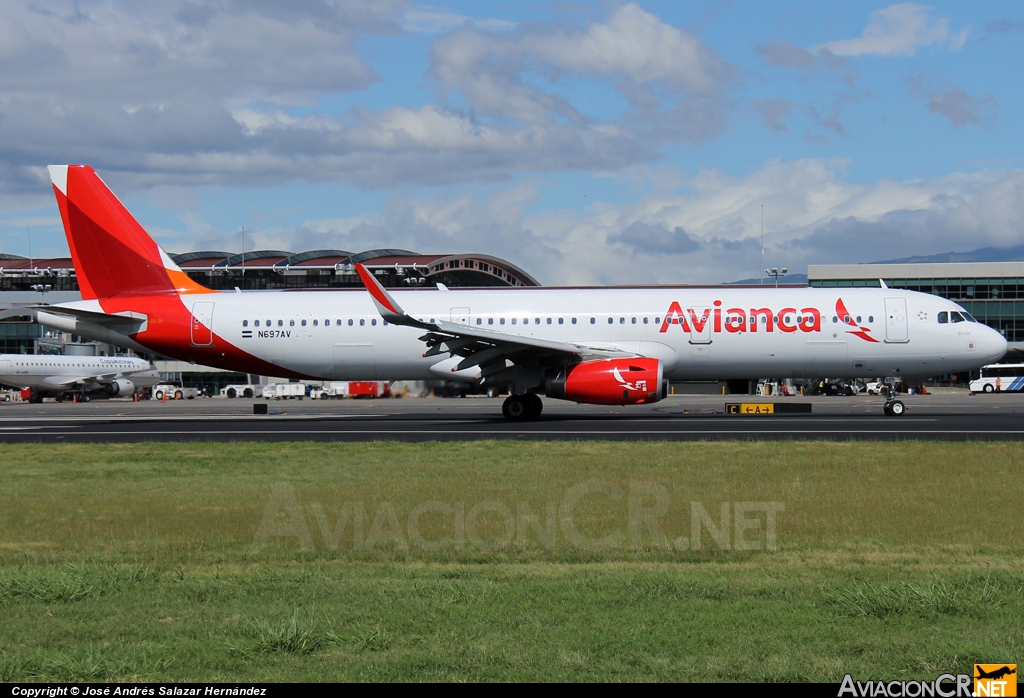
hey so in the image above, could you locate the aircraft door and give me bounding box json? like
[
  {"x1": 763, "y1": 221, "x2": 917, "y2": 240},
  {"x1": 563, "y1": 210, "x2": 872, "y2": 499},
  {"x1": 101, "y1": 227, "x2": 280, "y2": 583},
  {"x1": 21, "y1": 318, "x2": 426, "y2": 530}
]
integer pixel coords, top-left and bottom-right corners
[
  {"x1": 884, "y1": 298, "x2": 909, "y2": 343},
  {"x1": 688, "y1": 305, "x2": 712, "y2": 344},
  {"x1": 190, "y1": 301, "x2": 215, "y2": 346},
  {"x1": 450, "y1": 307, "x2": 470, "y2": 325},
  {"x1": 0, "y1": 358, "x2": 10, "y2": 375}
]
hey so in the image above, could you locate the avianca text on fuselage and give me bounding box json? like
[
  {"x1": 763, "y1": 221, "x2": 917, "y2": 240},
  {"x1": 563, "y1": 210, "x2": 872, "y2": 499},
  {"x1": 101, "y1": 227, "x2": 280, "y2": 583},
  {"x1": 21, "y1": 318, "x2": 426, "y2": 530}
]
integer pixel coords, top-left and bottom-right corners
[
  {"x1": 660, "y1": 300, "x2": 822, "y2": 334},
  {"x1": 658, "y1": 298, "x2": 880, "y2": 342}
]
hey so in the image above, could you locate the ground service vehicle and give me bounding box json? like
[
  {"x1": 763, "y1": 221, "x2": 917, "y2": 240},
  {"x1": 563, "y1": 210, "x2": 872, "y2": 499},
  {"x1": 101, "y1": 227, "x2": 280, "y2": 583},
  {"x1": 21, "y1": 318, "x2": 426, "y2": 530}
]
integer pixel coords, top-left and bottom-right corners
[
  {"x1": 153, "y1": 384, "x2": 197, "y2": 400},
  {"x1": 263, "y1": 382, "x2": 306, "y2": 400},
  {"x1": 348, "y1": 381, "x2": 390, "y2": 398},
  {"x1": 19, "y1": 165, "x2": 1009, "y2": 420},
  {"x1": 221, "y1": 384, "x2": 261, "y2": 398},
  {"x1": 970, "y1": 363, "x2": 1024, "y2": 393},
  {"x1": 313, "y1": 382, "x2": 348, "y2": 399}
]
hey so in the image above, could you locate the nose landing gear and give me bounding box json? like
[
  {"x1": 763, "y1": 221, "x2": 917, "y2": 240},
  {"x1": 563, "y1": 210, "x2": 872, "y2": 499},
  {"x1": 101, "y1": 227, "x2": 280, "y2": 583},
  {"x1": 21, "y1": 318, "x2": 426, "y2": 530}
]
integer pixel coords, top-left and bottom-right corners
[
  {"x1": 502, "y1": 393, "x2": 543, "y2": 421},
  {"x1": 881, "y1": 385, "x2": 905, "y2": 417}
]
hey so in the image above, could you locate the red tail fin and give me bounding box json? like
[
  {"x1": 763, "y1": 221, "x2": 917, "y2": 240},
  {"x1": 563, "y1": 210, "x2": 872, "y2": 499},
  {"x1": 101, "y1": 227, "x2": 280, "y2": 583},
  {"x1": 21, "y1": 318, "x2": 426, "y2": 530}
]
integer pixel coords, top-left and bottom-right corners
[{"x1": 49, "y1": 165, "x2": 209, "y2": 300}]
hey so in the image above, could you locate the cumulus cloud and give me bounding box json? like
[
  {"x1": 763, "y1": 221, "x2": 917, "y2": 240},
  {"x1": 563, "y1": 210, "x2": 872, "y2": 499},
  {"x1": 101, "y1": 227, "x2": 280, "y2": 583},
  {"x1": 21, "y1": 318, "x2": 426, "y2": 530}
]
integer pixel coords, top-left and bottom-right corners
[
  {"x1": 609, "y1": 221, "x2": 702, "y2": 255},
  {"x1": 815, "y1": 3, "x2": 960, "y2": 57},
  {"x1": 905, "y1": 77, "x2": 998, "y2": 127},
  {"x1": 401, "y1": 5, "x2": 515, "y2": 34},
  {"x1": 985, "y1": 18, "x2": 1024, "y2": 34},
  {"x1": 752, "y1": 99, "x2": 796, "y2": 133},
  {"x1": 0, "y1": 0, "x2": 403, "y2": 205},
  {"x1": 0, "y1": 1, "x2": 738, "y2": 209},
  {"x1": 220, "y1": 161, "x2": 1024, "y2": 286},
  {"x1": 756, "y1": 40, "x2": 816, "y2": 70}
]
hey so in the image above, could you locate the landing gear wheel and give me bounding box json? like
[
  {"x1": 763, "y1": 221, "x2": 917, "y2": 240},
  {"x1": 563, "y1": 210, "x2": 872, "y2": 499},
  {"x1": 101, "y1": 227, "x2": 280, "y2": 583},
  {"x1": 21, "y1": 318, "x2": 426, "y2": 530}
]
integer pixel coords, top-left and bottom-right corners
[
  {"x1": 502, "y1": 395, "x2": 532, "y2": 421},
  {"x1": 884, "y1": 400, "x2": 905, "y2": 416},
  {"x1": 525, "y1": 393, "x2": 543, "y2": 420},
  {"x1": 80, "y1": 394, "x2": 90, "y2": 403}
]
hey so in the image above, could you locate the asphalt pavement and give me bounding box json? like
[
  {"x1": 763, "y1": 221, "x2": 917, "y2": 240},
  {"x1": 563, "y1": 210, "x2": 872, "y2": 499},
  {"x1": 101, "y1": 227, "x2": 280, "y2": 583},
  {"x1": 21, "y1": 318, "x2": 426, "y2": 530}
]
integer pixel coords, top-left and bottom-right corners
[{"x1": 1, "y1": 391, "x2": 1022, "y2": 442}]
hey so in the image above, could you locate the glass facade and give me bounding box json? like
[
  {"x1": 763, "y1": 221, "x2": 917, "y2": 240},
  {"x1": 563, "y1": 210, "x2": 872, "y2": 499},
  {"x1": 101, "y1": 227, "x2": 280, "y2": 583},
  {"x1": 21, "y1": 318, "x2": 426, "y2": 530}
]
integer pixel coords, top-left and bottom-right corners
[
  {"x1": 809, "y1": 277, "x2": 1024, "y2": 341},
  {"x1": 0, "y1": 323, "x2": 43, "y2": 354}
]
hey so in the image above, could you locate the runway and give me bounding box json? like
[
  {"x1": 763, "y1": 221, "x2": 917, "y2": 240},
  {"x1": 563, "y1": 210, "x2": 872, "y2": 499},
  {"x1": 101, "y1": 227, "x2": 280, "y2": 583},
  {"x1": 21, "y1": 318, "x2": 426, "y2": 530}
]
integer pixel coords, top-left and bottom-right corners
[{"x1": 2, "y1": 391, "x2": 1023, "y2": 442}]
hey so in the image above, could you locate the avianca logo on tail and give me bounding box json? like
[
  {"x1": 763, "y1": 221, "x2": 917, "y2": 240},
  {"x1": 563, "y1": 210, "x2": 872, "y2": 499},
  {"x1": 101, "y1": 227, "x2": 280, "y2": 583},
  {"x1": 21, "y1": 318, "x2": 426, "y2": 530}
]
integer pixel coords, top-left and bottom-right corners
[
  {"x1": 836, "y1": 298, "x2": 879, "y2": 343},
  {"x1": 659, "y1": 300, "x2": 822, "y2": 334}
]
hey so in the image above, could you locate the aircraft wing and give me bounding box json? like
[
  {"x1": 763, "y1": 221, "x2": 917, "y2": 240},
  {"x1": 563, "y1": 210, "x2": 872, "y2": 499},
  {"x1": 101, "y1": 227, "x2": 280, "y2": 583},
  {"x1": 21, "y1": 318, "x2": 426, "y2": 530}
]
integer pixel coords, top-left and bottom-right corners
[
  {"x1": 355, "y1": 264, "x2": 631, "y2": 381},
  {"x1": 0, "y1": 306, "x2": 147, "y2": 334}
]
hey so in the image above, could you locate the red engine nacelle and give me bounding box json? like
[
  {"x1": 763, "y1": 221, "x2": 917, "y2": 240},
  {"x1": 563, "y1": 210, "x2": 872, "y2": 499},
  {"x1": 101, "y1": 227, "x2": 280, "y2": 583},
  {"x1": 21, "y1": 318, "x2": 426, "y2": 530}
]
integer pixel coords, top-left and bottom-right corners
[{"x1": 546, "y1": 358, "x2": 667, "y2": 405}]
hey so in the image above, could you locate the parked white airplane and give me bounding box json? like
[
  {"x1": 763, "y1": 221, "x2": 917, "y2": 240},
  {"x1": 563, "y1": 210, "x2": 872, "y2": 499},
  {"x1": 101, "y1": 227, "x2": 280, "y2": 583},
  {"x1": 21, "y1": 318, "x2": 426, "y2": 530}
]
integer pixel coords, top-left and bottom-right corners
[
  {"x1": 0, "y1": 353, "x2": 159, "y2": 402},
  {"x1": 9, "y1": 165, "x2": 1007, "y2": 418}
]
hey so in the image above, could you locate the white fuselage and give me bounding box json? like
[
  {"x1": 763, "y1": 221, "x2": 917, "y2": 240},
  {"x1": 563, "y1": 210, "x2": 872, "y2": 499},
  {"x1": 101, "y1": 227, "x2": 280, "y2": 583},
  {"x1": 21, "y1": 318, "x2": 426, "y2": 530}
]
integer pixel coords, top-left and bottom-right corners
[
  {"x1": 0, "y1": 354, "x2": 159, "y2": 392},
  {"x1": 58, "y1": 286, "x2": 1004, "y2": 382}
]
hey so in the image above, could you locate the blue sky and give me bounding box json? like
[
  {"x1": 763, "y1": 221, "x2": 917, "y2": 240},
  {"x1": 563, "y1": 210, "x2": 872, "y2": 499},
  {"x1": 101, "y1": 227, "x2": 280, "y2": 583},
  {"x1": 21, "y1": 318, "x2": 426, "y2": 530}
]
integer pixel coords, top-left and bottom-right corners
[{"x1": 0, "y1": 1, "x2": 1021, "y2": 284}]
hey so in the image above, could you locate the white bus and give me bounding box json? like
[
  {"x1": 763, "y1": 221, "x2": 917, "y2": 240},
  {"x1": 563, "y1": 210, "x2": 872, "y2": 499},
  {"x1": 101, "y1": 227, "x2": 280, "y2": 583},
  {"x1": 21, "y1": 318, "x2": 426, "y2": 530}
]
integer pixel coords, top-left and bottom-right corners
[{"x1": 970, "y1": 363, "x2": 1024, "y2": 393}]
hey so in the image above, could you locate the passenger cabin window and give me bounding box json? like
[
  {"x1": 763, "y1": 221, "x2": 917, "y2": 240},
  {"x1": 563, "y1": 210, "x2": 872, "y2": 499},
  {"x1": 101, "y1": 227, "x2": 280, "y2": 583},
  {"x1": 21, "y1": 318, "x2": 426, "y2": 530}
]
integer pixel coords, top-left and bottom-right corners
[
  {"x1": 591, "y1": 318, "x2": 596, "y2": 324},
  {"x1": 243, "y1": 320, "x2": 249, "y2": 327},
  {"x1": 254, "y1": 320, "x2": 260, "y2": 327},
  {"x1": 290, "y1": 320, "x2": 295, "y2": 327},
  {"x1": 558, "y1": 318, "x2": 564, "y2": 324},
  {"x1": 608, "y1": 317, "x2": 613, "y2": 324},
  {"x1": 360, "y1": 319, "x2": 366, "y2": 326},
  {"x1": 476, "y1": 318, "x2": 482, "y2": 325},
  {"x1": 348, "y1": 319, "x2": 354, "y2": 326}
]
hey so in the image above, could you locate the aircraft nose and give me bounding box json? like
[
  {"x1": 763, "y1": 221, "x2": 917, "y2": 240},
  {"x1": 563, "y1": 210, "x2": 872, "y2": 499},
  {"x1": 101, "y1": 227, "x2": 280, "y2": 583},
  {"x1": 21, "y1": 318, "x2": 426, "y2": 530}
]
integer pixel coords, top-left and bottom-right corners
[{"x1": 983, "y1": 326, "x2": 1008, "y2": 362}]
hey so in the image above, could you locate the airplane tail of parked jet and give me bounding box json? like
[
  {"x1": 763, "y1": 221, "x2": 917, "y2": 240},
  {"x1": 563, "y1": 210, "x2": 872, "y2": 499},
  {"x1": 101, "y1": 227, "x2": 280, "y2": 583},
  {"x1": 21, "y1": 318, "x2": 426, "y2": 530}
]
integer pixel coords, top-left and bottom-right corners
[{"x1": 48, "y1": 165, "x2": 211, "y2": 300}]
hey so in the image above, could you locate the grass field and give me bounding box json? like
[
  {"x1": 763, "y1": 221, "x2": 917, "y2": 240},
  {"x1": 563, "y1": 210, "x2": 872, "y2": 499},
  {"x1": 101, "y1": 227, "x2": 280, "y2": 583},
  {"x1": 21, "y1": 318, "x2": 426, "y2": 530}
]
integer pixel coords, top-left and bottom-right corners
[{"x1": 0, "y1": 441, "x2": 1021, "y2": 681}]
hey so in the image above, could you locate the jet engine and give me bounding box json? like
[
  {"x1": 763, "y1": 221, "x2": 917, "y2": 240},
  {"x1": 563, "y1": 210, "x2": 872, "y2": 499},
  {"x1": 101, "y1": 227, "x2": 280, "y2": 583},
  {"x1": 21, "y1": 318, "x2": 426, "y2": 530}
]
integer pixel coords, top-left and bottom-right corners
[
  {"x1": 105, "y1": 378, "x2": 136, "y2": 396},
  {"x1": 546, "y1": 358, "x2": 667, "y2": 405}
]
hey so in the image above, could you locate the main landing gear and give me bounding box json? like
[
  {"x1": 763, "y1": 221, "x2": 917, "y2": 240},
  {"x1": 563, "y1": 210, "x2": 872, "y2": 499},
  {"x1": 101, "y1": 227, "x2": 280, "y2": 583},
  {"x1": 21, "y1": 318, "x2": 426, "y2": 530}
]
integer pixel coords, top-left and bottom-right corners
[
  {"x1": 502, "y1": 393, "x2": 543, "y2": 422},
  {"x1": 881, "y1": 386, "x2": 905, "y2": 417}
]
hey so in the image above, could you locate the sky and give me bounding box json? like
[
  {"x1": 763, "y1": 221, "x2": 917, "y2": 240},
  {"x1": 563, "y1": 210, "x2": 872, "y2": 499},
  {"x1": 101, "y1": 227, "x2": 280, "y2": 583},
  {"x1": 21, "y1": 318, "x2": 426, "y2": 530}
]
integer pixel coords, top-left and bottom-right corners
[{"x1": 0, "y1": 0, "x2": 1022, "y2": 285}]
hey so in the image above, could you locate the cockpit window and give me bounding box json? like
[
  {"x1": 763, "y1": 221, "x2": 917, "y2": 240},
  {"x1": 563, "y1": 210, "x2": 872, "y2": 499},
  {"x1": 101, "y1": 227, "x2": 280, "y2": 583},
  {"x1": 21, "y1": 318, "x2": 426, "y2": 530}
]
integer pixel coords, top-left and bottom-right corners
[
  {"x1": 963, "y1": 312, "x2": 978, "y2": 322},
  {"x1": 951, "y1": 311, "x2": 966, "y2": 323},
  {"x1": 938, "y1": 311, "x2": 948, "y2": 324}
]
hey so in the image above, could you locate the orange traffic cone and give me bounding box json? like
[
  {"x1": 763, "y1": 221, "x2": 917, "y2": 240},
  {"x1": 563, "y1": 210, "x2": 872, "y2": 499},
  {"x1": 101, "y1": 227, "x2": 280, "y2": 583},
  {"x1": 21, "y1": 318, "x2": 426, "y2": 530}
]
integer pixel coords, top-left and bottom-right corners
[
  {"x1": 73, "y1": 394, "x2": 77, "y2": 404},
  {"x1": 162, "y1": 391, "x2": 167, "y2": 402}
]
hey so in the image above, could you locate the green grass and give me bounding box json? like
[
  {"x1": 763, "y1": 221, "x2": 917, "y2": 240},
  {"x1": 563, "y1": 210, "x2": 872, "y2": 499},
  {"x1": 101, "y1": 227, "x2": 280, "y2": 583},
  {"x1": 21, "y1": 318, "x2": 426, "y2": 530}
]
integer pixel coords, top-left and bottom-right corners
[{"x1": 0, "y1": 441, "x2": 1021, "y2": 681}]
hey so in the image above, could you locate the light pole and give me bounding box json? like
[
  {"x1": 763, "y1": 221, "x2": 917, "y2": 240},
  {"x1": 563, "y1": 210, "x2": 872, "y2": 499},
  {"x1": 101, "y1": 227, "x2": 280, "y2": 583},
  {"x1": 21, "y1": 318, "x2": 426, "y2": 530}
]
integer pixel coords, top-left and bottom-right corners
[{"x1": 765, "y1": 267, "x2": 787, "y2": 288}]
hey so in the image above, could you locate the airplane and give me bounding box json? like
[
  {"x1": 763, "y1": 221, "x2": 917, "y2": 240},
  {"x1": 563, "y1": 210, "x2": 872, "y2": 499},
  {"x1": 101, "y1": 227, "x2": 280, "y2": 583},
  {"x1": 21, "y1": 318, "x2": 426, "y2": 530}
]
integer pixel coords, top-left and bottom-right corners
[
  {"x1": 0, "y1": 352, "x2": 159, "y2": 403},
  {"x1": 5, "y1": 164, "x2": 1007, "y2": 419}
]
